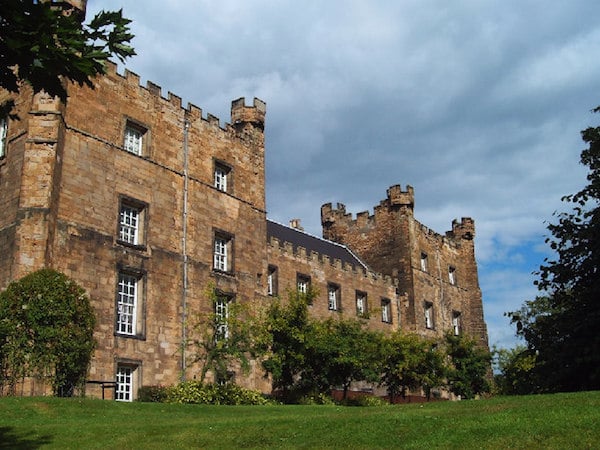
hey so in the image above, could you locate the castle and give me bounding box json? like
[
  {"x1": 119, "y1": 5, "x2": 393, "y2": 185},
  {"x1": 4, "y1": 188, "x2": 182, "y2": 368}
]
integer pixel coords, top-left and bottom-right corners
[{"x1": 0, "y1": 3, "x2": 488, "y2": 401}]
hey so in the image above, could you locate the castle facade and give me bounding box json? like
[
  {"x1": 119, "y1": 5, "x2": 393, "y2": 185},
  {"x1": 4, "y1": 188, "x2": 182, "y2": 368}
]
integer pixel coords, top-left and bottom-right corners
[{"x1": 0, "y1": 6, "x2": 488, "y2": 400}]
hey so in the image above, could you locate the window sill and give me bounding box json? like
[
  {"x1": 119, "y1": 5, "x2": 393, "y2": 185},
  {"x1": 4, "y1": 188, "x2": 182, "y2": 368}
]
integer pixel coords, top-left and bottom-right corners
[
  {"x1": 116, "y1": 240, "x2": 147, "y2": 252},
  {"x1": 212, "y1": 269, "x2": 235, "y2": 278},
  {"x1": 114, "y1": 332, "x2": 146, "y2": 341}
]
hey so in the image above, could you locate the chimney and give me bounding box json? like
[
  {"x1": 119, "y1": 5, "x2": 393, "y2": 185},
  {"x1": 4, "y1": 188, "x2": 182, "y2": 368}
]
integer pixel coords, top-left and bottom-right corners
[{"x1": 289, "y1": 219, "x2": 304, "y2": 231}]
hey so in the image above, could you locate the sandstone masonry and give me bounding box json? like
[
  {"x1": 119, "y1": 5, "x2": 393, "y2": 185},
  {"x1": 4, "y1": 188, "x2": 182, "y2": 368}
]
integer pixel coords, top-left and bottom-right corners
[{"x1": 0, "y1": 1, "x2": 488, "y2": 400}]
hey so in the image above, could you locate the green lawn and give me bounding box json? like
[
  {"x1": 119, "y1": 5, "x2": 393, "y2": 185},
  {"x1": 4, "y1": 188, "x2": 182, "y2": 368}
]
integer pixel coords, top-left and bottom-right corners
[{"x1": 1, "y1": 391, "x2": 598, "y2": 449}]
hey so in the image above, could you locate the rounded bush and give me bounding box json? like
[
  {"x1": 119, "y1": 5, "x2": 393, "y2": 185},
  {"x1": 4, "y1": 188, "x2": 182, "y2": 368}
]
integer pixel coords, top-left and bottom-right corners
[{"x1": 0, "y1": 269, "x2": 96, "y2": 396}]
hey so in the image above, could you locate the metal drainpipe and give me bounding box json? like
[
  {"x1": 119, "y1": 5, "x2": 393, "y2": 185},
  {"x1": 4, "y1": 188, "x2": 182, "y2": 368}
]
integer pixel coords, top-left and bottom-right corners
[
  {"x1": 436, "y1": 248, "x2": 446, "y2": 325},
  {"x1": 181, "y1": 119, "x2": 190, "y2": 381}
]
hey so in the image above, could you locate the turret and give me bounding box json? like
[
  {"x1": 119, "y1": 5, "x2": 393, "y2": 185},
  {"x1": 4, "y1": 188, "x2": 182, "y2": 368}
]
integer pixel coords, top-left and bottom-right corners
[
  {"x1": 231, "y1": 97, "x2": 266, "y2": 131},
  {"x1": 386, "y1": 184, "x2": 414, "y2": 212},
  {"x1": 321, "y1": 203, "x2": 351, "y2": 241},
  {"x1": 449, "y1": 217, "x2": 475, "y2": 240}
]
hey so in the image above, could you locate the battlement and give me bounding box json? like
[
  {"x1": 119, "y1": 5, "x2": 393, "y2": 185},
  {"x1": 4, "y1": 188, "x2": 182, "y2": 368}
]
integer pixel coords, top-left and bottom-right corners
[
  {"x1": 231, "y1": 97, "x2": 266, "y2": 130},
  {"x1": 101, "y1": 62, "x2": 265, "y2": 133},
  {"x1": 320, "y1": 202, "x2": 351, "y2": 227},
  {"x1": 321, "y1": 184, "x2": 415, "y2": 234},
  {"x1": 448, "y1": 217, "x2": 476, "y2": 240},
  {"x1": 386, "y1": 184, "x2": 414, "y2": 209},
  {"x1": 268, "y1": 236, "x2": 395, "y2": 287}
]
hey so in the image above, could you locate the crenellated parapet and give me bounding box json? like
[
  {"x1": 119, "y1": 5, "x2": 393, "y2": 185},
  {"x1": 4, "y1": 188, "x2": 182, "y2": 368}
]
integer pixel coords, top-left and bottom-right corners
[
  {"x1": 321, "y1": 202, "x2": 351, "y2": 227},
  {"x1": 231, "y1": 97, "x2": 266, "y2": 130},
  {"x1": 321, "y1": 185, "x2": 415, "y2": 240},
  {"x1": 448, "y1": 217, "x2": 476, "y2": 241},
  {"x1": 386, "y1": 184, "x2": 414, "y2": 210},
  {"x1": 101, "y1": 62, "x2": 265, "y2": 136},
  {"x1": 267, "y1": 236, "x2": 395, "y2": 287}
]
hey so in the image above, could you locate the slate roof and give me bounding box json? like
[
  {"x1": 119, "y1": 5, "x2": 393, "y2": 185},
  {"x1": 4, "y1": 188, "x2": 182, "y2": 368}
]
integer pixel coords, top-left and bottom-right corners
[{"x1": 266, "y1": 219, "x2": 368, "y2": 270}]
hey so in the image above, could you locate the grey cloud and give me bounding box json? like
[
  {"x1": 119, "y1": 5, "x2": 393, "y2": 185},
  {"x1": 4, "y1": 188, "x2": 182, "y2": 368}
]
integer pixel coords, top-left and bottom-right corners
[{"x1": 87, "y1": 0, "x2": 600, "y2": 349}]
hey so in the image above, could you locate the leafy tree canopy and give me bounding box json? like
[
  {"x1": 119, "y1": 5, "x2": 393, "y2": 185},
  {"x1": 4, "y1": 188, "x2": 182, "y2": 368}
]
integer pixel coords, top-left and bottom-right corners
[
  {"x1": 492, "y1": 345, "x2": 538, "y2": 395},
  {"x1": 445, "y1": 332, "x2": 491, "y2": 399},
  {"x1": 379, "y1": 332, "x2": 446, "y2": 403},
  {"x1": 186, "y1": 286, "x2": 269, "y2": 385},
  {"x1": 0, "y1": 269, "x2": 96, "y2": 396},
  {"x1": 507, "y1": 107, "x2": 600, "y2": 392},
  {"x1": 1, "y1": 0, "x2": 135, "y2": 102}
]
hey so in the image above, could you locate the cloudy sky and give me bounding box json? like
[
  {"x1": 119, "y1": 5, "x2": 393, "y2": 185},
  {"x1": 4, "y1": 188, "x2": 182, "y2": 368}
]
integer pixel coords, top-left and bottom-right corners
[{"x1": 88, "y1": 0, "x2": 599, "y2": 349}]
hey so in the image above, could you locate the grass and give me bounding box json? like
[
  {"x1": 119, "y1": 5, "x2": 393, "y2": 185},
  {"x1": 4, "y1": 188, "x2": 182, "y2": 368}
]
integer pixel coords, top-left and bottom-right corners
[{"x1": 0, "y1": 391, "x2": 598, "y2": 449}]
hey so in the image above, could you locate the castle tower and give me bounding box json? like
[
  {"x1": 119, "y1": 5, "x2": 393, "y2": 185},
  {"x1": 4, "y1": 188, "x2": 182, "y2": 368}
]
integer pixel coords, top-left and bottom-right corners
[
  {"x1": 321, "y1": 185, "x2": 488, "y2": 347},
  {"x1": 228, "y1": 97, "x2": 267, "y2": 211},
  {"x1": 231, "y1": 97, "x2": 266, "y2": 141}
]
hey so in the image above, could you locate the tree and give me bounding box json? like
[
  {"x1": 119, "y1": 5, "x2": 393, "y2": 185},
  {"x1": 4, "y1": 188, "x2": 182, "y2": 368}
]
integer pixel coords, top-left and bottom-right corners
[
  {"x1": 445, "y1": 332, "x2": 491, "y2": 399},
  {"x1": 1, "y1": 0, "x2": 135, "y2": 103},
  {"x1": 262, "y1": 288, "x2": 316, "y2": 401},
  {"x1": 263, "y1": 289, "x2": 384, "y2": 402},
  {"x1": 379, "y1": 332, "x2": 445, "y2": 403},
  {"x1": 306, "y1": 317, "x2": 382, "y2": 400},
  {"x1": 492, "y1": 345, "x2": 538, "y2": 395},
  {"x1": 0, "y1": 269, "x2": 96, "y2": 396},
  {"x1": 186, "y1": 286, "x2": 269, "y2": 384},
  {"x1": 507, "y1": 107, "x2": 600, "y2": 392}
]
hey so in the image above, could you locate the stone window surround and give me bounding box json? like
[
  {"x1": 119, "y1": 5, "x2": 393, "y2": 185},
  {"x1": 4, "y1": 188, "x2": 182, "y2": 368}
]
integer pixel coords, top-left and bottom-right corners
[
  {"x1": 214, "y1": 159, "x2": 233, "y2": 193},
  {"x1": 267, "y1": 265, "x2": 278, "y2": 296},
  {"x1": 356, "y1": 290, "x2": 368, "y2": 316},
  {"x1": 0, "y1": 115, "x2": 7, "y2": 159},
  {"x1": 425, "y1": 301, "x2": 434, "y2": 329},
  {"x1": 115, "y1": 266, "x2": 147, "y2": 339},
  {"x1": 123, "y1": 118, "x2": 149, "y2": 156},
  {"x1": 296, "y1": 273, "x2": 311, "y2": 294},
  {"x1": 327, "y1": 282, "x2": 341, "y2": 311},
  {"x1": 117, "y1": 195, "x2": 148, "y2": 249},
  {"x1": 115, "y1": 359, "x2": 142, "y2": 402},
  {"x1": 213, "y1": 229, "x2": 234, "y2": 274}
]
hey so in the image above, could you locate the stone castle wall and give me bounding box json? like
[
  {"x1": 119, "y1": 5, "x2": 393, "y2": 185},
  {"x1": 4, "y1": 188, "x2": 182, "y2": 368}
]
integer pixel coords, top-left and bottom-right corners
[
  {"x1": 322, "y1": 185, "x2": 488, "y2": 346},
  {"x1": 0, "y1": 62, "x2": 488, "y2": 398},
  {"x1": 267, "y1": 236, "x2": 399, "y2": 332}
]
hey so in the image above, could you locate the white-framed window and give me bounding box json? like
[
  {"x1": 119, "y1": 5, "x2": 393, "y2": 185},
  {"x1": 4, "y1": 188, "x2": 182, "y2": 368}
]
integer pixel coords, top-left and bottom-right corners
[
  {"x1": 267, "y1": 266, "x2": 278, "y2": 296},
  {"x1": 381, "y1": 298, "x2": 392, "y2": 323},
  {"x1": 420, "y1": 252, "x2": 428, "y2": 272},
  {"x1": 214, "y1": 162, "x2": 231, "y2": 192},
  {"x1": 328, "y1": 283, "x2": 340, "y2": 311},
  {"x1": 116, "y1": 272, "x2": 144, "y2": 336},
  {"x1": 214, "y1": 293, "x2": 233, "y2": 341},
  {"x1": 115, "y1": 364, "x2": 139, "y2": 402},
  {"x1": 118, "y1": 199, "x2": 146, "y2": 246},
  {"x1": 123, "y1": 122, "x2": 146, "y2": 156},
  {"x1": 0, "y1": 115, "x2": 7, "y2": 158},
  {"x1": 449, "y1": 266, "x2": 456, "y2": 285},
  {"x1": 213, "y1": 233, "x2": 233, "y2": 272},
  {"x1": 297, "y1": 274, "x2": 310, "y2": 294},
  {"x1": 425, "y1": 302, "x2": 434, "y2": 329},
  {"x1": 356, "y1": 291, "x2": 367, "y2": 316},
  {"x1": 214, "y1": 238, "x2": 227, "y2": 271},
  {"x1": 452, "y1": 311, "x2": 462, "y2": 335}
]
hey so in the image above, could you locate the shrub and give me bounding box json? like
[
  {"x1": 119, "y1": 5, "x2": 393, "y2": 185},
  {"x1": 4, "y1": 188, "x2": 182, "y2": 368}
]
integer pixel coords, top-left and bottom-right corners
[
  {"x1": 340, "y1": 395, "x2": 389, "y2": 407},
  {"x1": 297, "y1": 393, "x2": 335, "y2": 405},
  {"x1": 0, "y1": 269, "x2": 96, "y2": 396},
  {"x1": 138, "y1": 385, "x2": 169, "y2": 403},
  {"x1": 166, "y1": 381, "x2": 272, "y2": 405}
]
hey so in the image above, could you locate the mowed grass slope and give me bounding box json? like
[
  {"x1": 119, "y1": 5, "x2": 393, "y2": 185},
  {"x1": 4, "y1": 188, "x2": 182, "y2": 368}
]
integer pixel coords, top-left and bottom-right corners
[{"x1": 0, "y1": 391, "x2": 598, "y2": 449}]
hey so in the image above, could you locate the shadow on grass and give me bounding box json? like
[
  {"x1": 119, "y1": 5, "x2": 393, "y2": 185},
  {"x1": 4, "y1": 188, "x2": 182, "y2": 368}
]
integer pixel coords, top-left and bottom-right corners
[{"x1": 0, "y1": 427, "x2": 53, "y2": 449}]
